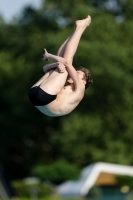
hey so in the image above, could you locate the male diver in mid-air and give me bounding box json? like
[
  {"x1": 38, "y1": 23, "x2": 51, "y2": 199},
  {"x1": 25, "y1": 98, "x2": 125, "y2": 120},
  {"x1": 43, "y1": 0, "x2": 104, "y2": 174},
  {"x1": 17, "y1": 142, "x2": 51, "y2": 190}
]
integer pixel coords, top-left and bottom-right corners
[{"x1": 28, "y1": 15, "x2": 93, "y2": 117}]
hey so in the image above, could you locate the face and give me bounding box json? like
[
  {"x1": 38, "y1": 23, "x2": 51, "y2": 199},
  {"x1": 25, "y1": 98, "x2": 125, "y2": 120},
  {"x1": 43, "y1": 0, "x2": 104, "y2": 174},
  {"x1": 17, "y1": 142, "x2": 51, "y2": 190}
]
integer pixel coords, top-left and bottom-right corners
[
  {"x1": 67, "y1": 71, "x2": 85, "y2": 84},
  {"x1": 77, "y1": 70, "x2": 85, "y2": 79}
]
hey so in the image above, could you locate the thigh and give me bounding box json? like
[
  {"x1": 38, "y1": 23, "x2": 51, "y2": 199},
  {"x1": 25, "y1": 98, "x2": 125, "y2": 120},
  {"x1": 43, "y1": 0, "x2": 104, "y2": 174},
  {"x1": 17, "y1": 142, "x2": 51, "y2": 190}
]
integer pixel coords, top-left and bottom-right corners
[
  {"x1": 31, "y1": 72, "x2": 50, "y2": 88},
  {"x1": 39, "y1": 68, "x2": 68, "y2": 95}
]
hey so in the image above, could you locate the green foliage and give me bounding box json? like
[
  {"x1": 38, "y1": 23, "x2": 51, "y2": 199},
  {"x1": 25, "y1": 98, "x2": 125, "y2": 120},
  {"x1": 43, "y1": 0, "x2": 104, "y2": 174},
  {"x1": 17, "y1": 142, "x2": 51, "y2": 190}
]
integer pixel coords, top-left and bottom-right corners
[
  {"x1": 87, "y1": 0, "x2": 133, "y2": 20},
  {"x1": 12, "y1": 180, "x2": 52, "y2": 198},
  {"x1": 43, "y1": 0, "x2": 94, "y2": 21},
  {"x1": 31, "y1": 160, "x2": 80, "y2": 184},
  {"x1": 115, "y1": 175, "x2": 133, "y2": 187},
  {"x1": 0, "y1": 0, "x2": 133, "y2": 181}
]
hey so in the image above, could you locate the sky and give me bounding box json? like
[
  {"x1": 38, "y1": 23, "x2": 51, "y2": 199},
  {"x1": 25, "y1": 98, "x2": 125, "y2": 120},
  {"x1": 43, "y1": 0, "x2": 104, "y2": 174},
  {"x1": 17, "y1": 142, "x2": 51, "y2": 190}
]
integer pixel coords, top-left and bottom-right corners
[{"x1": 0, "y1": 0, "x2": 42, "y2": 22}]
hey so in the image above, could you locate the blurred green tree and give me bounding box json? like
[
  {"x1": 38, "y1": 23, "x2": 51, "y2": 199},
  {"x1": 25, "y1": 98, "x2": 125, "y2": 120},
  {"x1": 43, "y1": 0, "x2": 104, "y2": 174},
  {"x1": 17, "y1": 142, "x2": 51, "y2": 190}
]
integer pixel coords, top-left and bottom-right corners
[
  {"x1": 87, "y1": 0, "x2": 133, "y2": 20},
  {"x1": 31, "y1": 160, "x2": 80, "y2": 184},
  {"x1": 0, "y1": 0, "x2": 133, "y2": 181}
]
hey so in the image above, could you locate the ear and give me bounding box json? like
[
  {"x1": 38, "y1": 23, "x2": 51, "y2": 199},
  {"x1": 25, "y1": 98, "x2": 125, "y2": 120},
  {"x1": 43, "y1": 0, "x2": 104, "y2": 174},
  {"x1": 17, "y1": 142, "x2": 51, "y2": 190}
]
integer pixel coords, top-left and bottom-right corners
[
  {"x1": 70, "y1": 79, "x2": 74, "y2": 83},
  {"x1": 67, "y1": 78, "x2": 74, "y2": 84},
  {"x1": 82, "y1": 80, "x2": 86, "y2": 85}
]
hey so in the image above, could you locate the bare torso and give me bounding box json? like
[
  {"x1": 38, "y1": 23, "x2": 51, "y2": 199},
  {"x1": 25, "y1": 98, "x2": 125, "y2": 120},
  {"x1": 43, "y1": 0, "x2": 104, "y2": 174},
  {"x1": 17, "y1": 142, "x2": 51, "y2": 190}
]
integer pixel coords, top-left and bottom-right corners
[
  {"x1": 35, "y1": 83, "x2": 84, "y2": 117},
  {"x1": 32, "y1": 65, "x2": 85, "y2": 117}
]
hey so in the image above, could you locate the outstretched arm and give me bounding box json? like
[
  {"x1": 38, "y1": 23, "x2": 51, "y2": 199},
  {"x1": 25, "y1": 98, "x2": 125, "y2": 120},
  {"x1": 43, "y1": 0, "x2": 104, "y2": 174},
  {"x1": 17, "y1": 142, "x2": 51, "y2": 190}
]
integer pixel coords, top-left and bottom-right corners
[
  {"x1": 43, "y1": 62, "x2": 58, "y2": 73},
  {"x1": 43, "y1": 62, "x2": 66, "y2": 74},
  {"x1": 43, "y1": 49, "x2": 70, "y2": 66},
  {"x1": 43, "y1": 49, "x2": 80, "y2": 90}
]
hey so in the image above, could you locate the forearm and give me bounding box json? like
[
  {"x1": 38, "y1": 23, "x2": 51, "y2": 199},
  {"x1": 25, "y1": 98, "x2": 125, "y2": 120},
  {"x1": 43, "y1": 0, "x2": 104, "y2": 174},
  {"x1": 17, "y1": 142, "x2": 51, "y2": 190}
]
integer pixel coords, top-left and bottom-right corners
[
  {"x1": 47, "y1": 54, "x2": 75, "y2": 78},
  {"x1": 46, "y1": 53, "x2": 79, "y2": 87},
  {"x1": 43, "y1": 62, "x2": 58, "y2": 73},
  {"x1": 47, "y1": 53, "x2": 69, "y2": 66},
  {"x1": 43, "y1": 49, "x2": 74, "y2": 75}
]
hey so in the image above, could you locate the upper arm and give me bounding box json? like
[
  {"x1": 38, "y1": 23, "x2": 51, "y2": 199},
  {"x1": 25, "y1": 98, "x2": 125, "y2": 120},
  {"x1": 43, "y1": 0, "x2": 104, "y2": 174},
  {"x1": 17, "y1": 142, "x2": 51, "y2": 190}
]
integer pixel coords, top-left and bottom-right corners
[{"x1": 65, "y1": 63, "x2": 80, "y2": 90}]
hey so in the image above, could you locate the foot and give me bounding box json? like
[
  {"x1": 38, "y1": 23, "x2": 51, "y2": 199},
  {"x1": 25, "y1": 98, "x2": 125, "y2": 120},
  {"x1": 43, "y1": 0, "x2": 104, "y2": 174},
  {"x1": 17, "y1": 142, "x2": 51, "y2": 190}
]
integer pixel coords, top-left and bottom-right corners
[
  {"x1": 42, "y1": 48, "x2": 49, "y2": 61},
  {"x1": 75, "y1": 15, "x2": 91, "y2": 29}
]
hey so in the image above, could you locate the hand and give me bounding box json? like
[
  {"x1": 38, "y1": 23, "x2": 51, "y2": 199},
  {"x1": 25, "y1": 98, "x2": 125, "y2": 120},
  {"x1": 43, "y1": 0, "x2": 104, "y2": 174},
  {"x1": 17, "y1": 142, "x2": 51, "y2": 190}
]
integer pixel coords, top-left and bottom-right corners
[
  {"x1": 42, "y1": 48, "x2": 49, "y2": 61},
  {"x1": 57, "y1": 62, "x2": 66, "y2": 73}
]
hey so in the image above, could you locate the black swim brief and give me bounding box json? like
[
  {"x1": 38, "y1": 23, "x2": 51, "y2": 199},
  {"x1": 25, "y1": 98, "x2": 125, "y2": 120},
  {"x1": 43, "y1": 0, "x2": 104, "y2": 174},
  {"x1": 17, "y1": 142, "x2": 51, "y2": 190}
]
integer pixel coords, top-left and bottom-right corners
[{"x1": 28, "y1": 86, "x2": 57, "y2": 106}]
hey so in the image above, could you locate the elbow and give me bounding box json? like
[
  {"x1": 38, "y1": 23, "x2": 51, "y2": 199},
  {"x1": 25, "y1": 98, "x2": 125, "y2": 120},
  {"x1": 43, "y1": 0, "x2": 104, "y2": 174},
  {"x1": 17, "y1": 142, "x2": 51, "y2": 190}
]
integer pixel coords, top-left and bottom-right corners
[
  {"x1": 43, "y1": 66, "x2": 46, "y2": 73},
  {"x1": 64, "y1": 60, "x2": 72, "y2": 68}
]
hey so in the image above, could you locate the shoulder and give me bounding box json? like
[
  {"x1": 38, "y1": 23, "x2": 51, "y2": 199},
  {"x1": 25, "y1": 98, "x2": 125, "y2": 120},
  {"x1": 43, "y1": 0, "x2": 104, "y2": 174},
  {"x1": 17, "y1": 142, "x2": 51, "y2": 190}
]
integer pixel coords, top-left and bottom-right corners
[{"x1": 69, "y1": 88, "x2": 85, "y2": 104}]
